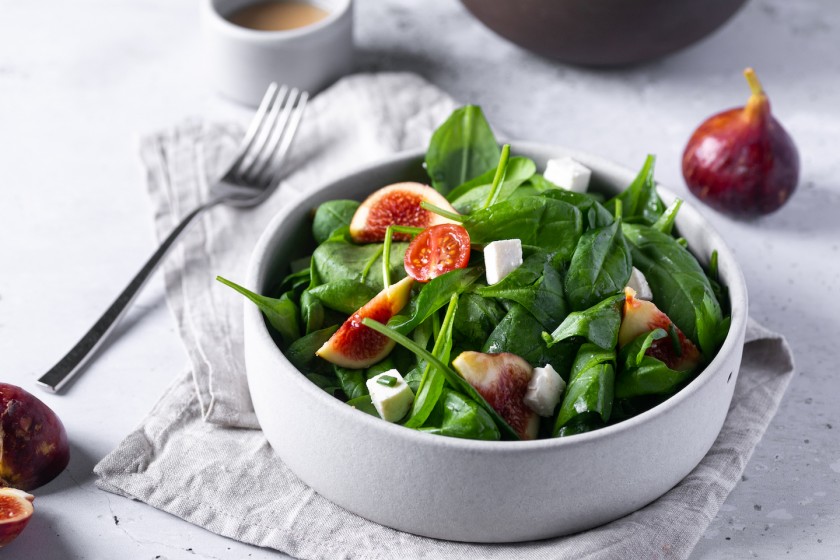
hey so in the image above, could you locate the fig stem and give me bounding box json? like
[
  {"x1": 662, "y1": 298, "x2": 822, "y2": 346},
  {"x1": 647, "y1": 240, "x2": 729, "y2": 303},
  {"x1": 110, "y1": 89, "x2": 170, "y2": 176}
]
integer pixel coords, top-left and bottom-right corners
[
  {"x1": 420, "y1": 201, "x2": 464, "y2": 223},
  {"x1": 743, "y1": 67, "x2": 764, "y2": 96},
  {"x1": 482, "y1": 144, "x2": 511, "y2": 210}
]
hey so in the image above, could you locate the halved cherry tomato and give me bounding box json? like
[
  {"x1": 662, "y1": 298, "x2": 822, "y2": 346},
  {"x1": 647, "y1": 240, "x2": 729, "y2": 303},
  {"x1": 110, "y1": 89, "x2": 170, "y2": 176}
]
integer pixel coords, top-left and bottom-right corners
[{"x1": 404, "y1": 224, "x2": 471, "y2": 282}]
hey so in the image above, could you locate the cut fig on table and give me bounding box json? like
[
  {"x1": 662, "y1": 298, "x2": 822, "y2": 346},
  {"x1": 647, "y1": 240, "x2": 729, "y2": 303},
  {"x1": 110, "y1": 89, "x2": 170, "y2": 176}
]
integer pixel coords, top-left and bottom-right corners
[
  {"x1": 316, "y1": 276, "x2": 414, "y2": 368},
  {"x1": 451, "y1": 351, "x2": 539, "y2": 440},
  {"x1": 0, "y1": 383, "x2": 70, "y2": 491},
  {"x1": 349, "y1": 182, "x2": 460, "y2": 243},
  {"x1": 619, "y1": 288, "x2": 700, "y2": 372},
  {"x1": 682, "y1": 67, "x2": 799, "y2": 218},
  {"x1": 0, "y1": 488, "x2": 34, "y2": 548}
]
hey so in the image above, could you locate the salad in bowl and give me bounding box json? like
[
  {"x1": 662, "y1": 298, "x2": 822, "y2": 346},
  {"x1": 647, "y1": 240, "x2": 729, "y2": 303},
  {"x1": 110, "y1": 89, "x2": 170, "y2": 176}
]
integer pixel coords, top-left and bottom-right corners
[{"x1": 221, "y1": 106, "x2": 730, "y2": 443}]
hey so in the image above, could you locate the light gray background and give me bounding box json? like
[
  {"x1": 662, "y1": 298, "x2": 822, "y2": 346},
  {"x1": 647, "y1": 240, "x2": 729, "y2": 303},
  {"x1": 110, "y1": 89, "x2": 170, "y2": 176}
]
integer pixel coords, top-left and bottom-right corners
[{"x1": 1, "y1": 0, "x2": 837, "y2": 558}]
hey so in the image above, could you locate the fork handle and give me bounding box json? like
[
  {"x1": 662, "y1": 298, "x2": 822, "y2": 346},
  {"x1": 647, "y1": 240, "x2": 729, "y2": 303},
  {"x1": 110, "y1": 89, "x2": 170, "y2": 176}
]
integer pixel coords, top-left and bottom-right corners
[{"x1": 36, "y1": 197, "x2": 223, "y2": 393}]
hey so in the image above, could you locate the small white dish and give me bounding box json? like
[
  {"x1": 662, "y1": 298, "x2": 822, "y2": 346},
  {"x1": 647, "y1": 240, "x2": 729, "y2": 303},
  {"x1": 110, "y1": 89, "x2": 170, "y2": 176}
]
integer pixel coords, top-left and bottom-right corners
[
  {"x1": 201, "y1": 0, "x2": 353, "y2": 105},
  {"x1": 243, "y1": 144, "x2": 748, "y2": 542}
]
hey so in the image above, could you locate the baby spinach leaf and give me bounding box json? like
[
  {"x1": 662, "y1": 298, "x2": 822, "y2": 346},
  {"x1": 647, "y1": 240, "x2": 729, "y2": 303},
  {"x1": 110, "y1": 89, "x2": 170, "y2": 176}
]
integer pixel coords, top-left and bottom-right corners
[
  {"x1": 464, "y1": 196, "x2": 582, "y2": 257},
  {"x1": 275, "y1": 267, "x2": 311, "y2": 296},
  {"x1": 448, "y1": 156, "x2": 536, "y2": 214},
  {"x1": 565, "y1": 218, "x2": 632, "y2": 311},
  {"x1": 425, "y1": 105, "x2": 500, "y2": 195},
  {"x1": 554, "y1": 343, "x2": 615, "y2": 437},
  {"x1": 652, "y1": 199, "x2": 683, "y2": 235},
  {"x1": 479, "y1": 263, "x2": 567, "y2": 330},
  {"x1": 217, "y1": 276, "x2": 300, "y2": 344},
  {"x1": 312, "y1": 239, "x2": 408, "y2": 290},
  {"x1": 346, "y1": 395, "x2": 378, "y2": 416},
  {"x1": 307, "y1": 281, "x2": 377, "y2": 314},
  {"x1": 542, "y1": 293, "x2": 624, "y2": 350},
  {"x1": 312, "y1": 200, "x2": 360, "y2": 244},
  {"x1": 390, "y1": 267, "x2": 483, "y2": 334},
  {"x1": 616, "y1": 331, "x2": 692, "y2": 398},
  {"x1": 299, "y1": 290, "x2": 324, "y2": 334},
  {"x1": 334, "y1": 366, "x2": 368, "y2": 400},
  {"x1": 484, "y1": 303, "x2": 577, "y2": 372},
  {"x1": 285, "y1": 325, "x2": 339, "y2": 369},
  {"x1": 419, "y1": 389, "x2": 500, "y2": 441},
  {"x1": 605, "y1": 154, "x2": 664, "y2": 226},
  {"x1": 539, "y1": 189, "x2": 615, "y2": 231},
  {"x1": 452, "y1": 293, "x2": 506, "y2": 349},
  {"x1": 306, "y1": 373, "x2": 341, "y2": 397},
  {"x1": 622, "y1": 223, "x2": 723, "y2": 356},
  {"x1": 404, "y1": 294, "x2": 459, "y2": 429}
]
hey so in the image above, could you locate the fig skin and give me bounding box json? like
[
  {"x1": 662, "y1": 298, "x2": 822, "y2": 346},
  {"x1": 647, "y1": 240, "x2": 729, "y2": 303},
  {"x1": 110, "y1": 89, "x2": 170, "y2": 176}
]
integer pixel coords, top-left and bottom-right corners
[
  {"x1": 682, "y1": 68, "x2": 799, "y2": 218},
  {"x1": 0, "y1": 384, "x2": 70, "y2": 491},
  {"x1": 0, "y1": 488, "x2": 34, "y2": 548}
]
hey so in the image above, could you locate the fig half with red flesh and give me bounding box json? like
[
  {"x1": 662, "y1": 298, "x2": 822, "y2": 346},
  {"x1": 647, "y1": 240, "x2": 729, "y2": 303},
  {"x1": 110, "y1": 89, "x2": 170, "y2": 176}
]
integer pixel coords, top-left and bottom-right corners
[
  {"x1": 682, "y1": 68, "x2": 799, "y2": 218},
  {"x1": 316, "y1": 276, "x2": 414, "y2": 368},
  {"x1": 619, "y1": 288, "x2": 701, "y2": 372},
  {"x1": 451, "y1": 351, "x2": 539, "y2": 440},
  {"x1": 349, "y1": 182, "x2": 460, "y2": 243},
  {"x1": 0, "y1": 384, "x2": 70, "y2": 491},
  {"x1": 0, "y1": 488, "x2": 34, "y2": 548}
]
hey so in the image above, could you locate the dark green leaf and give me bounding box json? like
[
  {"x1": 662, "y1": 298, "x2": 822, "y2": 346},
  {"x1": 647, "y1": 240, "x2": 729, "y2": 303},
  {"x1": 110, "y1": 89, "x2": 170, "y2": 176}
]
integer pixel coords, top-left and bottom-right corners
[
  {"x1": 451, "y1": 293, "x2": 506, "y2": 349},
  {"x1": 312, "y1": 200, "x2": 360, "y2": 244},
  {"x1": 652, "y1": 199, "x2": 683, "y2": 235},
  {"x1": 448, "y1": 157, "x2": 537, "y2": 214},
  {"x1": 479, "y1": 262, "x2": 568, "y2": 330},
  {"x1": 335, "y1": 366, "x2": 369, "y2": 400},
  {"x1": 419, "y1": 389, "x2": 500, "y2": 441},
  {"x1": 346, "y1": 395, "x2": 378, "y2": 416},
  {"x1": 565, "y1": 219, "x2": 632, "y2": 311},
  {"x1": 307, "y1": 281, "x2": 377, "y2": 314},
  {"x1": 605, "y1": 155, "x2": 664, "y2": 225},
  {"x1": 300, "y1": 290, "x2": 324, "y2": 334},
  {"x1": 312, "y1": 238, "x2": 408, "y2": 291},
  {"x1": 286, "y1": 325, "x2": 339, "y2": 369},
  {"x1": 425, "y1": 105, "x2": 501, "y2": 195},
  {"x1": 542, "y1": 293, "x2": 624, "y2": 350},
  {"x1": 484, "y1": 303, "x2": 577, "y2": 372},
  {"x1": 465, "y1": 196, "x2": 582, "y2": 257},
  {"x1": 554, "y1": 343, "x2": 615, "y2": 437},
  {"x1": 389, "y1": 267, "x2": 482, "y2": 334},
  {"x1": 217, "y1": 276, "x2": 300, "y2": 344}
]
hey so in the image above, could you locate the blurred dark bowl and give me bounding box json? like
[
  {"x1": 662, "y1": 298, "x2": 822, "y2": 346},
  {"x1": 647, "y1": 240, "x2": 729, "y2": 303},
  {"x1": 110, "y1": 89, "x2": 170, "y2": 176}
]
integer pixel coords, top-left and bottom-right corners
[{"x1": 460, "y1": 0, "x2": 748, "y2": 66}]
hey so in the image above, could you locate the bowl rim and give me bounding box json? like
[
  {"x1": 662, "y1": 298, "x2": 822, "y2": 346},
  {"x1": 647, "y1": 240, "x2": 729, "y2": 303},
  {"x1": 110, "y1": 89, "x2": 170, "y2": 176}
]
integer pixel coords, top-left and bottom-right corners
[{"x1": 246, "y1": 142, "x2": 748, "y2": 455}]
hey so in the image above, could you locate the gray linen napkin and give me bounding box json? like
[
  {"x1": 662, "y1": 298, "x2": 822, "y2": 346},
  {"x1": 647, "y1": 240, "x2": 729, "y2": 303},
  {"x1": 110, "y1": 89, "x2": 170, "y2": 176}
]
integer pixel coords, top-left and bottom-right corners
[{"x1": 95, "y1": 73, "x2": 796, "y2": 560}]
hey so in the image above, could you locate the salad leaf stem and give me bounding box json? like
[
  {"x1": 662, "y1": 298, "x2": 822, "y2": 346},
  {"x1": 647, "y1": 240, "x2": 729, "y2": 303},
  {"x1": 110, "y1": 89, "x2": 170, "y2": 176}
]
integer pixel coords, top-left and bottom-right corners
[
  {"x1": 362, "y1": 317, "x2": 519, "y2": 440},
  {"x1": 360, "y1": 245, "x2": 384, "y2": 283},
  {"x1": 482, "y1": 144, "x2": 511, "y2": 210},
  {"x1": 382, "y1": 225, "x2": 424, "y2": 289},
  {"x1": 420, "y1": 201, "x2": 465, "y2": 223},
  {"x1": 653, "y1": 199, "x2": 683, "y2": 235}
]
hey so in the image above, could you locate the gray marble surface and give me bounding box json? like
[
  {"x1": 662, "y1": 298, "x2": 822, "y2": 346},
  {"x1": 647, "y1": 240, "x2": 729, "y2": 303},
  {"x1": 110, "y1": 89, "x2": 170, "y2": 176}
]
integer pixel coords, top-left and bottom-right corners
[{"x1": 1, "y1": 0, "x2": 837, "y2": 558}]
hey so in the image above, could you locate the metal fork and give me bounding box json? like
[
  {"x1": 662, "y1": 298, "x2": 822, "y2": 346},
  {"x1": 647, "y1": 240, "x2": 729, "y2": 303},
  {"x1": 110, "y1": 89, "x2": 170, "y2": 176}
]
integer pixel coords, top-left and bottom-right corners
[{"x1": 37, "y1": 83, "x2": 308, "y2": 393}]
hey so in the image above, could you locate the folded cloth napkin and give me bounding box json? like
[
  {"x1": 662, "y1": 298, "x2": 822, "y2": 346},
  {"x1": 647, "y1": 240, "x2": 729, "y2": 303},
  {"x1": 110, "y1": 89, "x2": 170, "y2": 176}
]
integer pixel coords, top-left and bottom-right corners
[{"x1": 95, "y1": 73, "x2": 796, "y2": 560}]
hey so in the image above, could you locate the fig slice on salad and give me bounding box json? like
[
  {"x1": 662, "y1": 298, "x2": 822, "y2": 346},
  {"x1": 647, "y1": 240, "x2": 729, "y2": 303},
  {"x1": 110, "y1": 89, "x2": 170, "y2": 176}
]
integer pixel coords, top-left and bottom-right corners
[
  {"x1": 451, "y1": 351, "x2": 539, "y2": 440},
  {"x1": 0, "y1": 488, "x2": 34, "y2": 548},
  {"x1": 349, "y1": 182, "x2": 460, "y2": 243},
  {"x1": 619, "y1": 288, "x2": 700, "y2": 372},
  {"x1": 316, "y1": 276, "x2": 414, "y2": 368}
]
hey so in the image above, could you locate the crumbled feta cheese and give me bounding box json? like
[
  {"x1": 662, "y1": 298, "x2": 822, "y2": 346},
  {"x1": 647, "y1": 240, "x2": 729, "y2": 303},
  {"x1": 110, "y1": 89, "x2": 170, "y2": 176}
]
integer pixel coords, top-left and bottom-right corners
[
  {"x1": 626, "y1": 266, "x2": 653, "y2": 301},
  {"x1": 544, "y1": 157, "x2": 592, "y2": 193},
  {"x1": 366, "y1": 369, "x2": 414, "y2": 423},
  {"x1": 484, "y1": 239, "x2": 523, "y2": 285},
  {"x1": 524, "y1": 364, "x2": 566, "y2": 417}
]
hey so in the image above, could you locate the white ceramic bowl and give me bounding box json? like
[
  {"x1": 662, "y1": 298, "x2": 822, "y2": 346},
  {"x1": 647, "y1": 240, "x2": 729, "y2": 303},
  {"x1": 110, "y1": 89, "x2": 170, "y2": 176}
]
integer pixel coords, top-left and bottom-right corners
[{"x1": 244, "y1": 143, "x2": 748, "y2": 543}]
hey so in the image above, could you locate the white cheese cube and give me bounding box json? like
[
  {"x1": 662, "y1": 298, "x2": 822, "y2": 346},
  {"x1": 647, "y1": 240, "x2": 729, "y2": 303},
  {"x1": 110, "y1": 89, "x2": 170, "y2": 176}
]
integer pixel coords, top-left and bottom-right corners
[
  {"x1": 544, "y1": 157, "x2": 592, "y2": 193},
  {"x1": 366, "y1": 369, "x2": 414, "y2": 423},
  {"x1": 626, "y1": 266, "x2": 653, "y2": 301},
  {"x1": 524, "y1": 364, "x2": 566, "y2": 417},
  {"x1": 484, "y1": 239, "x2": 523, "y2": 285}
]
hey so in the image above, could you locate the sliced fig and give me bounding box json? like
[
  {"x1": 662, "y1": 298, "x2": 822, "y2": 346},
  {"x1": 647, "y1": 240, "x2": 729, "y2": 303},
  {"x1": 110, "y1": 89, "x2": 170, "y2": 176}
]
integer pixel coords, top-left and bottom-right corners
[
  {"x1": 316, "y1": 276, "x2": 414, "y2": 368},
  {"x1": 451, "y1": 351, "x2": 539, "y2": 440},
  {"x1": 0, "y1": 384, "x2": 70, "y2": 491},
  {"x1": 619, "y1": 288, "x2": 701, "y2": 372},
  {"x1": 349, "y1": 182, "x2": 460, "y2": 243},
  {"x1": 0, "y1": 488, "x2": 34, "y2": 548}
]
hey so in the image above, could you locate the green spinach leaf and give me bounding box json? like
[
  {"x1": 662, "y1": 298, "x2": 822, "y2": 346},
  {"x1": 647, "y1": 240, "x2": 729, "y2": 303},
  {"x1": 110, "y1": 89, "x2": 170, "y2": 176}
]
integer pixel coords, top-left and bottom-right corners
[
  {"x1": 605, "y1": 155, "x2": 664, "y2": 225},
  {"x1": 451, "y1": 293, "x2": 506, "y2": 350},
  {"x1": 419, "y1": 389, "x2": 500, "y2": 441},
  {"x1": 312, "y1": 238, "x2": 408, "y2": 290},
  {"x1": 448, "y1": 156, "x2": 537, "y2": 214},
  {"x1": 542, "y1": 293, "x2": 624, "y2": 350},
  {"x1": 307, "y1": 281, "x2": 377, "y2": 314},
  {"x1": 312, "y1": 200, "x2": 360, "y2": 244},
  {"x1": 565, "y1": 218, "x2": 631, "y2": 311},
  {"x1": 217, "y1": 276, "x2": 300, "y2": 344},
  {"x1": 425, "y1": 105, "x2": 500, "y2": 195},
  {"x1": 390, "y1": 267, "x2": 482, "y2": 334},
  {"x1": 484, "y1": 303, "x2": 577, "y2": 372},
  {"x1": 554, "y1": 343, "x2": 615, "y2": 437}
]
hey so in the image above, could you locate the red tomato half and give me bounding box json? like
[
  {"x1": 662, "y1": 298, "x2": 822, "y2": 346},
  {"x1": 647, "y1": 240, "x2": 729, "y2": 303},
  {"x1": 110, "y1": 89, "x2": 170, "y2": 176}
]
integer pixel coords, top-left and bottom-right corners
[{"x1": 404, "y1": 224, "x2": 471, "y2": 282}]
